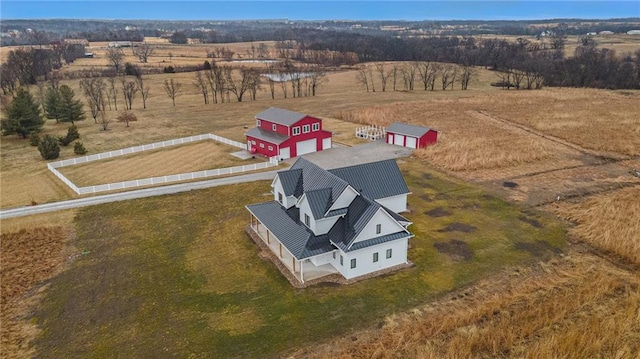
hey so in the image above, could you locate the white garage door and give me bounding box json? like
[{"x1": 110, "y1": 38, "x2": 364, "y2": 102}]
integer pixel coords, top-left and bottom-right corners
[
  {"x1": 393, "y1": 134, "x2": 405, "y2": 146},
  {"x1": 322, "y1": 137, "x2": 332, "y2": 150},
  {"x1": 279, "y1": 147, "x2": 290, "y2": 160},
  {"x1": 387, "y1": 134, "x2": 393, "y2": 144},
  {"x1": 405, "y1": 136, "x2": 417, "y2": 149},
  {"x1": 296, "y1": 139, "x2": 317, "y2": 156}
]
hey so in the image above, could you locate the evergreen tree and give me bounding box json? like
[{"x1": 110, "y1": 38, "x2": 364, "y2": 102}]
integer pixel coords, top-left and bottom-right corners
[
  {"x1": 38, "y1": 134, "x2": 60, "y2": 160},
  {"x1": 57, "y1": 85, "x2": 85, "y2": 125},
  {"x1": 43, "y1": 86, "x2": 62, "y2": 123},
  {"x1": 1, "y1": 88, "x2": 45, "y2": 138}
]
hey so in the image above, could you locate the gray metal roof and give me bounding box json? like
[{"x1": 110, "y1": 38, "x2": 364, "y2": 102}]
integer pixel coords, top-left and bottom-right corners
[
  {"x1": 291, "y1": 158, "x2": 349, "y2": 203},
  {"x1": 255, "y1": 107, "x2": 308, "y2": 127},
  {"x1": 305, "y1": 188, "x2": 332, "y2": 220},
  {"x1": 245, "y1": 127, "x2": 289, "y2": 145},
  {"x1": 246, "y1": 201, "x2": 334, "y2": 259},
  {"x1": 327, "y1": 196, "x2": 379, "y2": 250},
  {"x1": 329, "y1": 159, "x2": 410, "y2": 200},
  {"x1": 386, "y1": 122, "x2": 434, "y2": 138},
  {"x1": 346, "y1": 231, "x2": 412, "y2": 251},
  {"x1": 277, "y1": 169, "x2": 302, "y2": 197}
]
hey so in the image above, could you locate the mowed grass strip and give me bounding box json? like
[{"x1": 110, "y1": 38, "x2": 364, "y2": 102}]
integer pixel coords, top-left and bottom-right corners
[
  {"x1": 33, "y1": 159, "x2": 565, "y2": 358},
  {"x1": 57, "y1": 140, "x2": 263, "y2": 187}
]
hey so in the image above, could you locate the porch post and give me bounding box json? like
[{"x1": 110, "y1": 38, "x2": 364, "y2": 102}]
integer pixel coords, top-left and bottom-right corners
[
  {"x1": 266, "y1": 230, "x2": 270, "y2": 244},
  {"x1": 292, "y1": 258, "x2": 296, "y2": 271},
  {"x1": 300, "y1": 260, "x2": 304, "y2": 283},
  {"x1": 279, "y1": 243, "x2": 283, "y2": 258}
]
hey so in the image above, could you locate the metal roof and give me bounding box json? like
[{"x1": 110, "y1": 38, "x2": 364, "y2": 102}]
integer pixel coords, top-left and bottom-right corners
[
  {"x1": 291, "y1": 158, "x2": 349, "y2": 203},
  {"x1": 277, "y1": 168, "x2": 302, "y2": 197},
  {"x1": 329, "y1": 159, "x2": 410, "y2": 200},
  {"x1": 245, "y1": 127, "x2": 289, "y2": 145},
  {"x1": 246, "y1": 201, "x2": 334, "y2": 259},
  {"x1": 255, "y1": 107, "x2": 309, "y2": 127},
  {"x1": 304, "y1": 188, "x2": 333, "y2": 220},
  {"x1": 386, "y1": 122, "x2": 434, "y2": 138}
]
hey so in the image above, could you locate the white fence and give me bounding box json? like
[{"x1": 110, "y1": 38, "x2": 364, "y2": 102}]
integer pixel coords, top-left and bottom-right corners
[
  {"x1": 355, "y1": 125, "x2": 386, "y2": 141},
  {"x1": 48, "y1": 133, "x2": 277, "y2": 195}
]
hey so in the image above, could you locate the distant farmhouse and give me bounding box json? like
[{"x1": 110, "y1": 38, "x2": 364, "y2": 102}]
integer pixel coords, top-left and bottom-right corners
[
  {"x1": 108, "y1": 41, "x2": 132, "y2": 48},
  {"x1": 62, "y1": 38, "x2": 89, "y2": 46},
  {"x1": 628, "y1": 30, "x2": 640, "y2": 35},
  {"x1": 246, "y1": 158, "x2": 413, "y2": 285},
  {"x1": 245, "y1": 107, "x2": 332, "y2": 160}
]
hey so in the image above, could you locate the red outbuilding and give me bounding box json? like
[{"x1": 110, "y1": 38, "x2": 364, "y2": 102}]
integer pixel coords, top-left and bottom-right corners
[
  {"x1": 386, "y1": 122, "x2": 438, "y2": 149},
  {"x1": 245, "y1": 107, "x2": 332, "y2": 160}
]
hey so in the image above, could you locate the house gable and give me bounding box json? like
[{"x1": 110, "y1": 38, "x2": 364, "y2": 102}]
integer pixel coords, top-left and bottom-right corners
[{"x1": 351, "y1": 208, "x2": 407, "y2": 246}]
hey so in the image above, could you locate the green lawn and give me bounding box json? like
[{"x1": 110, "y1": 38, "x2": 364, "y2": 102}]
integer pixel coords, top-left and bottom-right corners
[{"x1": 34, "y1": 159, "x2": 566, "y2": 358}]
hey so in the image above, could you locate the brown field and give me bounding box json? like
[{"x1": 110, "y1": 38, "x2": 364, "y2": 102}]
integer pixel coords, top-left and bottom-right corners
[
  {"x1": 303, "y1": 251, "x2": 640, "y2": 359},
  {"x1": 58, "y1": 140, "x2": 263, "y2": 187},
  {"x1": 550, "y1": 186, "x2": 640, "y2": 265}
]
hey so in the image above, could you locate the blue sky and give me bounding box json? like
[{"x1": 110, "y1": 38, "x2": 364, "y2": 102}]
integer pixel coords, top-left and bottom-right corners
[{"x1": 1, "y1": 1, "x2": 639, "y2": 21}]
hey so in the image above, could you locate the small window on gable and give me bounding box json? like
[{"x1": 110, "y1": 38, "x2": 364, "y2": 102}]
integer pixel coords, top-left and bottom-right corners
[
  {"x1": 312, "y1": 123, "x2": 320, "y2": 131},
  {"x1": 386, "y1": 248, "x2": 393, "y2": 259},
  {"x1": 333, "y1": 252, "x2": 336, "y2": 259},
  {"x1": 278, "y1": 192, "x2": 283, "y2": 204},
  {"x1": 292, "y1": 126, "x2": 301, "y2": 135},
  {"x1": 257, "y1": 119, "x2": 261, "y2": 127},
  {"x1": 304, "y1": 213, "x2": 310, "y2": 227},
  {"x1": 376, "y1": 224, "x2": 382, "y2": 234},
  {"x1": 259, "y1": 143, "x2": 265, "y2": 148},
  {"x1": 302, "y1": 125, "x2": 310, "y2": 133},
  {"x1": 340, "y1": 255, "x2": 343, "y2": 266},
  {"x1": 272, "y1": 124, "x2": 277, "y2": 131},
  {"x1": 373, "y1": 252, "x2": 379, "y2": 262},
  {"x1": 350, "y1": 258, "x2": 356, "y2": 269}
]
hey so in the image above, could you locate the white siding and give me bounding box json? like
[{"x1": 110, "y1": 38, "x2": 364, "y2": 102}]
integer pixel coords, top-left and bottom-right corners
[
  {"x1": 297, "y1": 195, "x2": 318, "y2": 234},
  {"x1": 271, "y1": 176, "x2": 297, "y2": 208},
  {"x1": 328, "y1": 186, "x2": 358, "y2": 211},
  {"x1": 315, "y1": 216, "x2": 342, "y2": 235},
  {"x1": 339, "y1": 239, "x2": 409, "y2": 279},
  {"x1": 352, "y1": 209, "x2": 406, "y2": 244},
  {"x1": 310, "y1": 251, "x2": 335, "y2": 267},
  {"x1": 375, "y1": 194, "x2": 408, "y2": 213}
]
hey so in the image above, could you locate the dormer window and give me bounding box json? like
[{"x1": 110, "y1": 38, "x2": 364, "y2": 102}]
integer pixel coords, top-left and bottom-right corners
[
  {"x1": 292, "y1": 126, "x2": 300, "y2": 135},
  {"x1": 303, "y1": 125, "x2": 310, "y2": 133},
  {"x1": 312, "y1": 123, "x2": 320, "y2": 131}
]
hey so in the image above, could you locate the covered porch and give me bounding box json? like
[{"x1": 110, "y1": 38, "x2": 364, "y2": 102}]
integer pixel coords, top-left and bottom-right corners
[{"x1": 249, "y1": 214, "x2": 338, "y2": 283}]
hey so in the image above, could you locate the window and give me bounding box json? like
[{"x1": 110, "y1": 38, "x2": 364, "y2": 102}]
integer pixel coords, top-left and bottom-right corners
[
  {"x1": 292, "y1": 127, "x2": 300, "y2": 135},
  {"x1": 251, "y1": 140, "x2": 256, "y2": 145},
  {"x1": 304, "y1": 213, "x2": 310, "y2": 227},
  {"x1": 340, "y1": 255, "x2": 343, "y2": 266},
  {"x1": 272, "y1": 124, "x2": 277, "y2": 131},
  {"x1": 268, "y1": 145, "x2": 273, "y2": 151},
  {"x1": 312, "y1": 123, "x2": 320, "y2": 131},
  {"x1": 302, "y1": 124, "x2": 310, "y2": 133},
  {"x1": 333, "y1": 252, "x2": 336, "y2": 259},
  {"x1": 350, "y1": 258, "x2": 357, "y2": 269},
  {"x1": 278, "y1": 192, "x2": 283, "y2": 204},
  {"x1": 376, "y1": 224, "x2": 382, "y2": 234},
  {"x1": 386, "y1": 248, "x2": 393, "y2": 259},
  {"x1": 373, "y1": 252, "x2": 379, "y2": 262},
  {"x1": 257, "y1": 119, "x2": 261, "y2": 127},
  {"x1": 259, "y1": 143, "x2": 265, "y2": 148}
]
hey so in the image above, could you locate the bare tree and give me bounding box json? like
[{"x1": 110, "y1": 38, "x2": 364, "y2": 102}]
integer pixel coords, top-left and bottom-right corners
[
  {"x1": 440, "y1": 64, "x2": 458, "y2": 90},
  {"x1": 356, "y1": 66, "x2": 370, "y2": 92},
  {"x1": 133, "y1": 42, "x2": 155, "y2": 63},
  {"x1": 401, "y1": 63, "x2": 418, "y2": 91},
  {"x1": 417, "y1": 62, "x2": 438, "y2": 91},
  {"x1": 374, "y1": 63, "x2": 392, "y2": 92},
  {"x1": 98, "y1": 109, "x2": 111, "y2": 131},
  {"x1": 307, "y1": 65, "x2": 328, "y2": 96},
  {"x1": 265, "y1": 63, "x2": 277, "y2": 99},
  {"x1": 163, "y1": 78, "x2": 182, "y2": 106},
  {"x1": 224, "y1": 66, "x2": 252, "y2": 102},
  {"x1": 121, "y1": 78, "x2": 138, "y2": 110},
  {"x1": 106, "y1": 47, "x2": 125, "y2": 72},
  {"x1": 136, "y1": 76, "x2": 150, "y2": 109},
  {"x1": 193, "y1": 71, "x2": 209, "y2": 104},
  {"x1": 511, "y1": 69, "x2": 525, "y2": 89},
  {"x1": 79, "y1": 77, "x2": 105, "y2": 123},
  {"x1": 497, "y1": 70, "x2": 513, "y2": 89},
  {"x1": 257, "y1": 43, "x2": 269, "y2": 58},
  {"x1": 106, "y1": 76, "x2": 118, "y2": 110},
  {"x1": 117, "y1": 109, "x2": 137, "y2": 127},
  {"x1": 459, "y1": 65, "x2": 476, "y2": 90},
  {"x1": 246, "y1": 69, "x2": 262, "y2": 101},
  {"x1": 367, "y1": 67, "x2": 376, "y2": 92},
  {"x1": 204, "y1": 61, "x2": 224, "y2": 104}
]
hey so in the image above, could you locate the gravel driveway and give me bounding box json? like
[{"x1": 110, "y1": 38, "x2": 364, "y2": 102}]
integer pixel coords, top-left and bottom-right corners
[{"x1": 294, "y1": 141, "x2": 413, "y2": 169}]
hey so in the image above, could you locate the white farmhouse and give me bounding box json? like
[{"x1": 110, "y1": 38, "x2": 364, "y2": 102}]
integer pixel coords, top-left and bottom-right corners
[{"x1": 246, "y1": 158, "x2": 413, "y2": 285}]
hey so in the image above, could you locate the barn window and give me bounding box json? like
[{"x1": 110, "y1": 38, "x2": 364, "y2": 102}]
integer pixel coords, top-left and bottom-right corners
[
  {"x1": 312, "y1": 123, "x2": 320, "y2": 131},
  {"x1": 268, "y1": 145, "x2": 273, "y2": 151},
  {"x1": 376, "y1": 224, "x2": 381, "y2": 234},
  {"x1": 302, "y1": 125, "x2": 310, "y2": 133},
  {"x1": 386, "y1": 248, "x2": 393, "y2": 259},
  {"x1": 292, "y1": 127, "x2": 300, "y2": 135},
  {"x1": 272, "y1": 124, "x2": 277, "y2": 131},
  {"x1": 350, "y1": 258, "x2": 356, "y2": 269},
  {"x1": 257, "y1": 120, "x2": 261, "y2": 127},
  {"x1": 373, "y1": 252, "x2": 379, "y2": 262},
  {"x1": 259, "y1": 143, "x2": 265, "y2": 148},
  {"x1": 251, "y1": 140, "x2": 256, "y2": 145}
]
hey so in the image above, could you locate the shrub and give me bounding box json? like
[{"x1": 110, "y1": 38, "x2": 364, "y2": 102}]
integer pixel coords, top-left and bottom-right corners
[
  {"x1": 59, "y1": 125, "x2": 80, "y2": 146},
  {"x1": 29, "y1": 133, "x2": 40, "y2": 146},
  {"x1": 38, "y1": 134, "x2": 60, "y2": 160},
  {"x1": 124, "y1": 62, "x2": 141, "y2": 77},
  {"x1": 73, "y1": 141, "x2": 87, "y2": 155},
  {"x1": 163, "y1": 66, "x2": 175, "y2": 73}
]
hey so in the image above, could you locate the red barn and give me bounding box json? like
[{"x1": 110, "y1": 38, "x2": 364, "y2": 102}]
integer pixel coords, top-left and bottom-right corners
[
  {"x1": 386, "y1": 122, "x2": 438, "y2": 149},
  {"x1": 245, "y1": 107, "x2": 332, "y2": 160}
]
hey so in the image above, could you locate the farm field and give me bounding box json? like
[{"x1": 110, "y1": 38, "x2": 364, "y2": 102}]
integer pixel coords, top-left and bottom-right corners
[
  {"x1": 57, "y1": 140, "x2": 264, "y2": 187},
  {"x1": 10, "y1": 159, "x2": 565, "y2": 358}
]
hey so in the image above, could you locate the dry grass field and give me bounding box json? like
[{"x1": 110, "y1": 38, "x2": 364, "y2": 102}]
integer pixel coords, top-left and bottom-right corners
[
  {"x1": 303, "y1": 251, "x2": 640, "y2": 359},
  {"x1": 58, "y1": 140, "x2": 263, "y2": 187}
]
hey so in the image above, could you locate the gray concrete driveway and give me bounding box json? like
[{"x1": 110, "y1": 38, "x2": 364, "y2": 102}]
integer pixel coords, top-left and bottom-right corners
[{"x1": 295, "y1": 141, "x2": 413, "y2": 169}]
